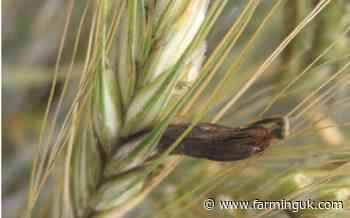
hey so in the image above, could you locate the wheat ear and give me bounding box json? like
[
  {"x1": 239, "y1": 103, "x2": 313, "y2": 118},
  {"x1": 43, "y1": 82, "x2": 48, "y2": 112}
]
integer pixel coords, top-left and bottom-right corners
[{"x1": 70, "y1": 1, "x2": 209, "y2": 217}]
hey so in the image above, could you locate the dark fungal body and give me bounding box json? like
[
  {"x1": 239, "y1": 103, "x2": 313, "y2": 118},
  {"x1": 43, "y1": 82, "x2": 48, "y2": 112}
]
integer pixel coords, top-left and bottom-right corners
[{"x1": 157, "y1": 117, "x2": 289, "y2": 161}]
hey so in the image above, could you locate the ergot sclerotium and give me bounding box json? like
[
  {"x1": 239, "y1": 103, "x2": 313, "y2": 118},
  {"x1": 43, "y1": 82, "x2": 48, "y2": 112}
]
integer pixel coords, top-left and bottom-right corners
[{"x1": 157, "y1": 116, "x2": 290, "y2": 161}]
